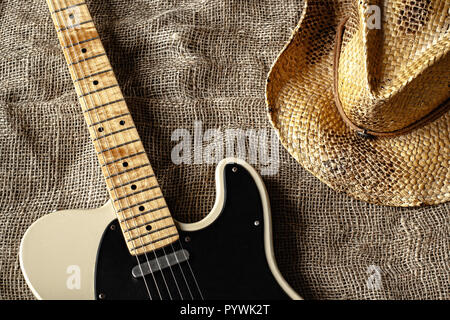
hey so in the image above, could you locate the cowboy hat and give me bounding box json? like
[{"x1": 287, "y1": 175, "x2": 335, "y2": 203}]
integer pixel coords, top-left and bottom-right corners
[{"x1": 266, "y1": 0, "x2": 449, "y2": 206}]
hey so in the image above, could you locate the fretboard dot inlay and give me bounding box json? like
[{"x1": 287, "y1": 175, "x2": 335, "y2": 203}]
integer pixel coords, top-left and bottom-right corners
[
  {"x1": 131, "y1": 184, "x2": 137, "y2": 190},
  {"x1": 122, "y1": 162, "x2": 129, "y2": 167},
  {"x1": 119, "y1": 120, "x2": 125, "y2": 125},
  {"x1": 145, "y1": 225, "x2": 152, "y2": 231},
  {"x1": 93, "y1": 80, "x2": 99, "y2": 85},
  {"x1": 81, "y1": 48, "x2": 87, "y2": 53},
  {"x1": 139, "y1": 206, "x2": 145, "y2": 211},
  {"x1": 69, "y1": 13, "x2": 74, "y2": 19},
  {"x1": 98, "y1": 127, "x2": 104, "y2": 132}
]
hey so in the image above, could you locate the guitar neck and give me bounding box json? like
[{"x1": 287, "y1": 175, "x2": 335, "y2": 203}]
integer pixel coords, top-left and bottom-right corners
[{"x1": 46, "y1": 0, "x2": 178, "y2": 256}]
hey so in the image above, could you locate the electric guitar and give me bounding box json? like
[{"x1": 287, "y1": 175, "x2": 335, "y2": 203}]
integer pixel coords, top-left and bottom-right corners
[{"x1": 19, "y1": 0, "x2": 301, "y2": 300}]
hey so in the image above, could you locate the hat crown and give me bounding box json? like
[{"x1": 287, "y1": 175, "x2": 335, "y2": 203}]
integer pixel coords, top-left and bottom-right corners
[{"x1": 337, "y1": 0, "x2": 449, "y2": 133}]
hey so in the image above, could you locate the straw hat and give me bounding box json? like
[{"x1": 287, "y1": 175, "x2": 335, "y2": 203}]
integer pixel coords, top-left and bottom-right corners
[{"x1": 266, "y1": 0, "x2": 449, "y2": 206}]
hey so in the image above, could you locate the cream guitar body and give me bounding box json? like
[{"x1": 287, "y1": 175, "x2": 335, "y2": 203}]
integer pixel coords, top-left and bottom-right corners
[{"x1": 20, "y1": 158, "x2": 301, "y2": 300}]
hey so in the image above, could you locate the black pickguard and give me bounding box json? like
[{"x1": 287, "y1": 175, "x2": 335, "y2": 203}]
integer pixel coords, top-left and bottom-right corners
[{"x1": 95, "y1": 163, "x2": 290, "y2": 300}]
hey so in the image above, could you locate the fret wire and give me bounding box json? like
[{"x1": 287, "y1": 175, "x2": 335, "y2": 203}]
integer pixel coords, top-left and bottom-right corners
[
  {"x1": 57, "y1": 19, "x2": 93, "y2": 32},
  {"x1": 79, "y1": 84, "x2": 119, "y2": 98},
  {"x1": 116, "y1": 195, "x2": 164, "y2": 213},
  {"x1": 51, "y1": 1, "x2": 86, "y2": 13},
  {"x1": 97, "y1": 139, "x2": 140, "y2": 154},
  {"x1": 109, "y1": 174, "x2": 155, "y2": 191},
  {"x1": 83, "y1": 98, "x2": 125, "y2": 113},
  {"x1": 121, "y1": 205, "x2": 168, "y2": 223},
  {"x1": 59, "y1": 29, "x2": 98, "y2": 48},
  {"x1": 63, "y1": 36, "x2": 99, "y2": 48},
  {"x1": 92, "y1": 126, "x2": 136, "y2": 141},
  {"x1": 106, "y1": 163, "x2": 151, "y2": 179},
  {"x1": 100, "y1": 150, "x2": 144, "y2": 165},
  {"x1": 131, "y1": 233, "x2": 179, "y2": 252},
  {"x1": 123, "y1": 215, "x2": 172, "y2": 233},
  {"x1": 75, "y1": 69, "x2": 113, "y2": 82},
  {"x1": 127, "y1": 224, "x2": 176, "y2": 243},
  {"x1": 89, "y1": 112, "x2": 131, "y2": 127},
  {"x1": 70, "y1": 53, "x2": 107, "y2": 66},
  {"x1": 114, "y1": 185, "x2": 159, "y2": 202},
  {"x1": 92, "y1": 134, "x2": 139, "y2": 152}
]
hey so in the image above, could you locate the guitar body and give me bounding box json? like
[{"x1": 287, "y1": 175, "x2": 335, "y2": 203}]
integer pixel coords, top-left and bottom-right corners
[{"x1": 20, "y1": 158, "x2": 300, "y2": 300}]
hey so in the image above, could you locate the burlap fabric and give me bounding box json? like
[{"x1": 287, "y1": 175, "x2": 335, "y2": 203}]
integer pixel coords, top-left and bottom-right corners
[{"x1": 0, "y1": 0, "x2": 449, "y2": 300}]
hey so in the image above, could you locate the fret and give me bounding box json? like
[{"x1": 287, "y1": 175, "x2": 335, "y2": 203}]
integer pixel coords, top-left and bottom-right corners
[
  {"x1": 114, "y1": 185, "x2": 159, "y2": 202},
  {"x1": 101, "y1": 150, "x2": 145, "y2": 166},
  {"x1": 118, "y1": 206, "x2": 176, "y2": 253},
  {"x1": 51, "y1": 4, "x2": 96, "y2": 46},
  {"x1": 121, "y1": 205, "x2": 169, "y2": 223},
  {"x1": 75, "y1": 69, "x2": 113, "y2": 82},
  {"x1": 57, "y1": 26, "x2": 99, "y2": 52},
  {"x1": 79, "y1": 84, "x2": 119, "y2": 98},
  {"x1": 104, "y1": 163, "x2": 151, "y2": 180},
  {"x1": 124, "y1": 219, "x2": 174, "y2": 242},
  {"x1": 57, "y1": 19, "x2": 93, "y2": 32},
  {"x1": 63, "y1": 36, "x2": 99, "y2": 48},
  {"x1": 132, "y1": 238, "x2": 179, "y2": 255},
  {"x1": 84, "y1": 108, "x2": 131, "y2": 137},
  {"x1": 79, "y1": 86, "x2": 123, "y2": 111},
  {"x1": 127, "y1": 224, "x2": 176, "y2": 242},
  {"x1": 96, "y1": 142, "x2": 146, "y2": 168},
  {"x1": 46, "y1": 0, "x2": 178, "y2": 256},
  {"x1": 67, "y1": 54, "x2": 110, "y2": 85},
  {"x1": 131, "y1": 236, "x2": 180, "y2": 255},
  {"x1": 103, "y1": 159, "x2": 155, "y2": 189},
  {"x1": 123, "y1": 215, "x2": 172, "y2": 233},
  {"x1": 70, "y1": 52, "x2": 106, "y2": 66},
  {"x1": 51, "y1": 1, "x2": 85, "y2": 13},
  {"x1": 89, "y1": 112, "x2": 130, "y2": 127},
  {"x1": 120, "y1": 213, "x2": 175, "y2": 251},
  {"x1": 127, "y1": 231, "x2": 178, "y2": 255},
  {"x1": 114, "y1": 185, "x2": 164, "y2": 212},
  {"x1": 116, "y1": 195, "x2": 165, "y2": 214},
  {"x1": 100, "y1": 152, "x2": 149, "y2": 178},
  {"x1": 89, "y1": 122, "x2": 139, "y2": 143},
  {"x1": 130, "y1": 233, "x2": 179, "y2": 255},
  {"x1": 110, "y1": 174, "x2": 157, "y2": 191},
  {"x1": 83, "y1": 98, "x2": 125, "y2": 114},
  {"x1": 105, "y1": 166, "x2": 157, "y2": 195},
  {"x1": 64, "y1": 37, "x2": 104, "y2": 63},
  {"x1": 66, "y1": 53, "x2": 114, "y2": 97},
  {"x1": 92, "y1": 126, "x2": 136, "y2": 141},
  {"x1": 97, "y1": 139, "x2": 140, "y2": 154}
]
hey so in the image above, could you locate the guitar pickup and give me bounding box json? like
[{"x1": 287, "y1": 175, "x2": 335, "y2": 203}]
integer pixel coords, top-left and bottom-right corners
[{"x1": 131, "y1": 249, "x2": 190, "y2": 278}]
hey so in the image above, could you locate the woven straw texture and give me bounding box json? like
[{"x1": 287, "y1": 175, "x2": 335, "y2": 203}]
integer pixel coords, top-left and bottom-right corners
[
  {"x1": 1, "y1": 0, "x2": 449, "y2": 300},
  {"x1": 267, "y1": 0, "x2": 449, "y2": 206}
]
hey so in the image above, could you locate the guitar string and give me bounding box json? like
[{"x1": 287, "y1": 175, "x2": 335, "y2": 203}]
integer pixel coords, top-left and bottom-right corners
[
  {"x1": 55, "y1": 3, "x2": 187, "y2": 301},
  {"x1": 52, "y1": 1, "x2": 202, "y2": 300},
  {"x1": 48, "y1": 0, "x2": 160, "y2": 300},
  {"x1": 174, "y1": 235, "x2": 204, "y2": 299}
]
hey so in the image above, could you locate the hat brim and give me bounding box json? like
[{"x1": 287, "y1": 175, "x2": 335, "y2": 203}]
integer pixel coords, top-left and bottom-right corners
[{"x1": 266, "y1": 0, "x2": 449, "y2": 206}]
